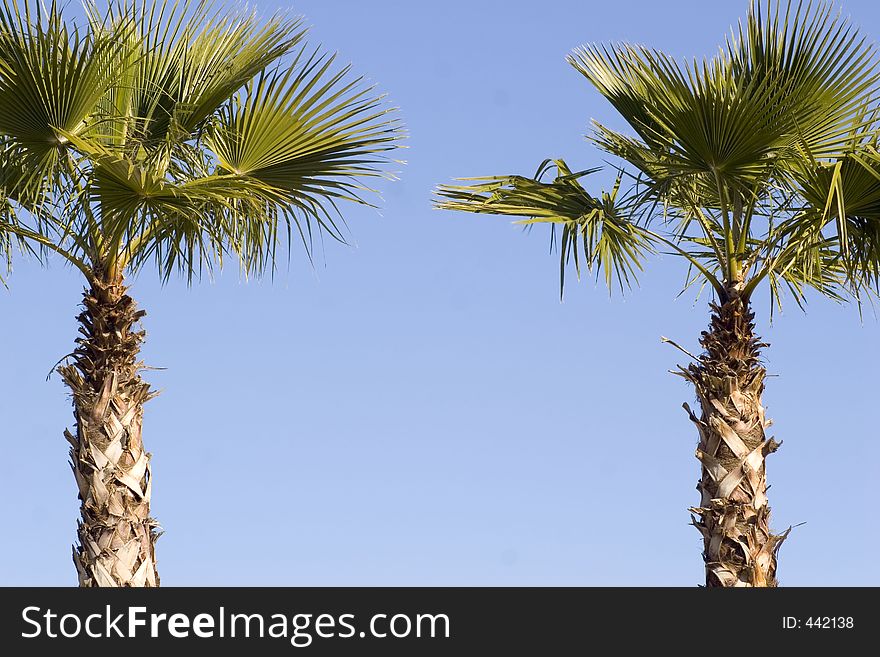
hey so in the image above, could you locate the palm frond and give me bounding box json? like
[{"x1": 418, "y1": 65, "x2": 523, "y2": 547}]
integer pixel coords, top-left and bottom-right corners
[
  {"x1": 85, "y1": 0, "x2": 306, "y2": 152},
  {"x1": 729, "y1": 0, "x2": 880, "y2": 159},
  {"x1": 60, "y1": 129, "x2": 284, "y2": 280},
  {"x1": 436, "y1": 160, "x2": 654, "y2": 294},
  {"x1": 205, "y1": 46, "x2": 403, "y2": 251},
  {"x1": 0, "y1": 0, "x2": 131, "y2": 190},
  {"x1": 788, "y1": 148, "x2": 880, "y2": 293},
  {"x1": 574, "y1": 1, "x2": 878, "y2": 186}
]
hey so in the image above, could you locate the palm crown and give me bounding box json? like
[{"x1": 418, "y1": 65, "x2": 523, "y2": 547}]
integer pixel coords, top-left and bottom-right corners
[
  {"x1": 437, "y1": 0, "x2": 880, "y2": 306},
  {"x1": 0, "y1": 0, "x2": 402, "y2": 284}
]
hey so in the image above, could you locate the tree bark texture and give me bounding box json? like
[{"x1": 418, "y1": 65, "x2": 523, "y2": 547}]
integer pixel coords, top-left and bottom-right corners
[
  {"x1": 681, "y1": 287, "x2": 790, "y2": 587},
  {"x1": 59, "y1": 276, "x2": 160, "y2": 587}
]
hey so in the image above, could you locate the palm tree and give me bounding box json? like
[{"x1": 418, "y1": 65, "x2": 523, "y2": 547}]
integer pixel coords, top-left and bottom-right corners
[
  {"x1": 436, "y1": 0, "x2": 880, "y2": 587},
  {"x1": 0, "y1": 0, "x2": 403, "y2": 587}
]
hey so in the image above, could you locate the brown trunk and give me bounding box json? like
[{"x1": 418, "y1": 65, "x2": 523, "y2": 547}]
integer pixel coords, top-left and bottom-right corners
[
  {"x1": 681, "y1": 285, "x2": 789, "y2": 587},
  {"x1": 58, "y1": 275, "x2": 160, "y2": 587}
]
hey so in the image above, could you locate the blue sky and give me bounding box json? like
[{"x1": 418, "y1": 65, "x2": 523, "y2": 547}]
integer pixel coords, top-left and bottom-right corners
[{"x1": 1, "y1": 0, "x2": 878, "y2": 586}]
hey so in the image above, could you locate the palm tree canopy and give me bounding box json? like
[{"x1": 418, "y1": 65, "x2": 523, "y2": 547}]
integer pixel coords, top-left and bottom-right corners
[
  {"x1": 0, "y1": 0, "x2": 404, "y2": 284},
  {"x1": 436, "y1": 0, "x2": 880, "y2": 306}
]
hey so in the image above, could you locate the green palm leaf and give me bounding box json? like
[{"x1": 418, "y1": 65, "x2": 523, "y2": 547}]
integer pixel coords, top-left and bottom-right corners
[
  {"x1": 205, "y1": 46, "x2": 403, "y2": 247},
  {"x1": 788, "y1": 148, "x2": 880, "y2": 291},
  {"x1": 0, "y1": 0, "x2": 131, "y2": 189},
  {"x1": 437, "y1": 160, "x2": 654, "y2": 293},
  {"x1": 82, "y1": 0, "x2": 305, "y2": 154}
]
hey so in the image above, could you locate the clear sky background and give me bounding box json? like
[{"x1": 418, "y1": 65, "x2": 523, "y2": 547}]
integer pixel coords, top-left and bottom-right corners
[{"x1": 1, "y1": 0, "x2": 878, "y2": 586}]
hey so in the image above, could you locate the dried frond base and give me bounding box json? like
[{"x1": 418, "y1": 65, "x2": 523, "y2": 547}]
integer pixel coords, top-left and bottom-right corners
[
  {"x1": 679, "y1": 289, "x2": 788, "y2": 587},
  {"x1": 59, "y1": 277, "x2": 161, "y2": 587}
]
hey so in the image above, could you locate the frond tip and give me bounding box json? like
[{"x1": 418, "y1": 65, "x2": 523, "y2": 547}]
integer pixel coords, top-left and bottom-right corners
[{"x1": 435, "y1": 160, "x2": 653, "y2": 295}]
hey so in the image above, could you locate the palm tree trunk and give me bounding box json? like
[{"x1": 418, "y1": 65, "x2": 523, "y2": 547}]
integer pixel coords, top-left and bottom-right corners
[
  {"x1": 58, "y1": 274, "x2": 160, "y2": 587},
  {"x1": 682, "y1": 285, "x2": 789, "y2": 587}
]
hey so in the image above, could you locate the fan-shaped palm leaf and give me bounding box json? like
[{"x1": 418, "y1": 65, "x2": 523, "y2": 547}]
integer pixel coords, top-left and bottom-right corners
[{"x1": 205, "y1": 46, "x2": 402, "y2": 251}]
